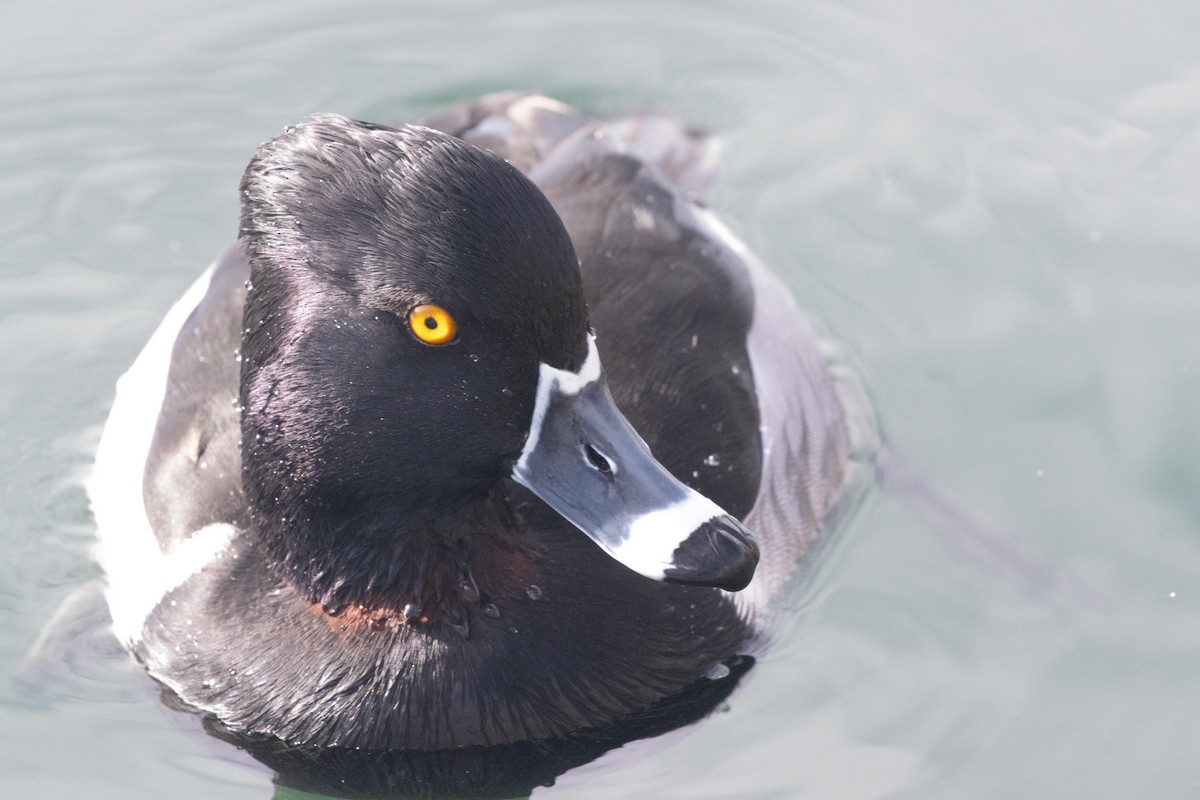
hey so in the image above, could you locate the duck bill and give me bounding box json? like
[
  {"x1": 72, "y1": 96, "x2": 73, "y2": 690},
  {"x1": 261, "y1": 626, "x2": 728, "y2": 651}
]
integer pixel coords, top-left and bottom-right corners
[{"x1": 512, "y1": 337, "x2": 759, "y2": 592}]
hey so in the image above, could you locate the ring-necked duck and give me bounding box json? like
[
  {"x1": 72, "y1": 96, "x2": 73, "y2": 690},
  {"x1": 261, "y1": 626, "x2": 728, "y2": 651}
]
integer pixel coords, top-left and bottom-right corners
[{"x1": 90, "y1": 94, "x2": 855, "y2": 755}]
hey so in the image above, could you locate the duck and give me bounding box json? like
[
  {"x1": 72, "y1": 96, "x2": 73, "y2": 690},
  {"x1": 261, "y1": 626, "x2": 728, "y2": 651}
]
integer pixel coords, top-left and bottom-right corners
[{"x1": 89, "y1": 93, "x2": 855, "y2": 755}]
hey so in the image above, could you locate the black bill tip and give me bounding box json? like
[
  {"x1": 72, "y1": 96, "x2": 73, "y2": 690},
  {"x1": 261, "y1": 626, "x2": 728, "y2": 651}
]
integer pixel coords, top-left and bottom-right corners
[{"x1": 662, "y1": 515, "x2": 760, "y2": 592}]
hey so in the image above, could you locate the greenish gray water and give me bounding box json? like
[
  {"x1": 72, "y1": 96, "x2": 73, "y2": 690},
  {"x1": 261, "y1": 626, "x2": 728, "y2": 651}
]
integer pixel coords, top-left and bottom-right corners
[{"x1": 3, "y1": 1, "x2": 1198, "y2": 797}]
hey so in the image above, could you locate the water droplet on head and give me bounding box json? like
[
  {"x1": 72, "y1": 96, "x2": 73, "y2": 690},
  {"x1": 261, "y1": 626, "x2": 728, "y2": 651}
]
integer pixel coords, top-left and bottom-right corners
[
  {"x1": 704, "y1": 454, "x2": 721, "y2": 467},
  {"x1": 482, "y1": 603, "x2": 500, "y2": 619},
  {"x1": 525, "y1": 585, "x2": 543, "y2": 601},
  {"x1": 705, "y1": 661, "x2": 732, "y2": 680}
]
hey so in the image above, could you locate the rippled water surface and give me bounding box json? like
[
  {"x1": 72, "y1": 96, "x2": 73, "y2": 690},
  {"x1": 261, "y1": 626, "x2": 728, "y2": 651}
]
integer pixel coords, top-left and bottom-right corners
[{"x1": 3, "y1": 1, "x2": 1199, "y2": 797}]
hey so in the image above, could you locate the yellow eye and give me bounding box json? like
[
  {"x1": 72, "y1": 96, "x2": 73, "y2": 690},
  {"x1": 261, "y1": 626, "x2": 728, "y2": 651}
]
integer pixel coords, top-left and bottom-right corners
[{"x1": 407, "y1": 304, "x2": 458, "y2": 345}]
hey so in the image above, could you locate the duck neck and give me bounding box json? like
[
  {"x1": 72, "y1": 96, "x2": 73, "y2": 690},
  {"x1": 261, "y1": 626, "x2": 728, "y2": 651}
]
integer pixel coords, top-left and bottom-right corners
[{"x1": 251, "y1": 480, "x2": 536, "y2": 625}]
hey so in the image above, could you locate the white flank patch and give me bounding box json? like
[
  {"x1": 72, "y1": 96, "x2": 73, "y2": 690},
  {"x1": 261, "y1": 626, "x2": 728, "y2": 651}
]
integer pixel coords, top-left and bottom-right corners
[
  {"x1": 614, "y1": 493, "x2": 725, "y2": 580},
  {"x1": 89, "y1": 266, "x2": 236, "y2": 646},
  {"x1": 513, "y1": 334, "x2": 601, "y2": 477}
]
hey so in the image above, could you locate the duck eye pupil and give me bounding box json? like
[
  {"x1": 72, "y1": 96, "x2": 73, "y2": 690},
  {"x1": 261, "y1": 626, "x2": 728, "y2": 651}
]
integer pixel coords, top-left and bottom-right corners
[{"x1": 423, "y1": 317, "x2": 438, "y2": 330}]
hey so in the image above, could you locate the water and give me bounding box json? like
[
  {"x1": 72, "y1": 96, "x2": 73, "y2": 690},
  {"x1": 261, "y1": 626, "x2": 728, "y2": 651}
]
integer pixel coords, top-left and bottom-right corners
[{"x1": 3, "y1": 0, "x2": 1199, "y2": 797}]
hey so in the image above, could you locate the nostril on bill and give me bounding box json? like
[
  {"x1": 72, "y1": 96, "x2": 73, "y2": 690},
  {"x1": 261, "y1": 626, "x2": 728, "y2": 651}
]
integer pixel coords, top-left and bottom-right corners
[{"x1": 582, "y1": 443, "x2": 613, "y2": 474}]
